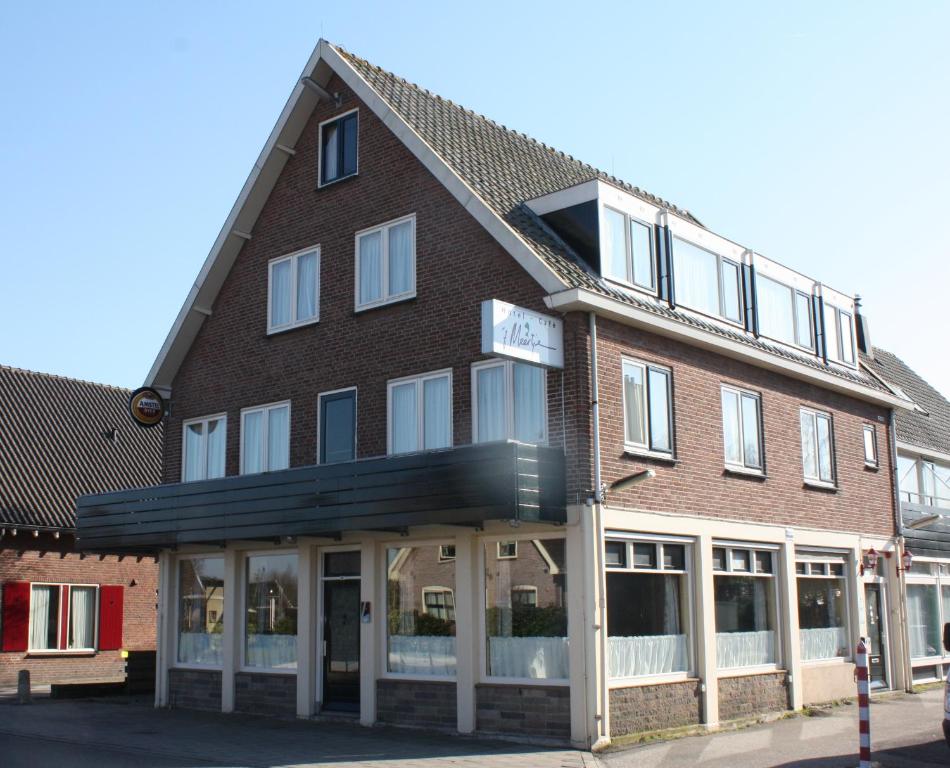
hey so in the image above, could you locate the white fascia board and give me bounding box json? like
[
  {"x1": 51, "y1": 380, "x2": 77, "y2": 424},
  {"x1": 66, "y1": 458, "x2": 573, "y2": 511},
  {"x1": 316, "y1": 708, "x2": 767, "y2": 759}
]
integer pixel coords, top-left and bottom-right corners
[
  {"x1": 547, "y1": 287, "x2": 914, "y2": 411},
  {"x1": 525, "y1": 179, "x2": 600, "y2": 216},
  {"x1": 896, "y1": 441, "x2": 950, "y2": 465},
  {"x1": 319, "y1": 42, "x2": 567, "y2": 296}
]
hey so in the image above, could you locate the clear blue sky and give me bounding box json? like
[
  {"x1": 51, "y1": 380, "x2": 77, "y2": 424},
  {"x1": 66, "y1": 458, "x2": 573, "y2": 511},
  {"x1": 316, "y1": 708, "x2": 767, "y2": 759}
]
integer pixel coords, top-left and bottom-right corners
[{"x1": 1, "y1": 2, "x2": 948, "y2": 396}]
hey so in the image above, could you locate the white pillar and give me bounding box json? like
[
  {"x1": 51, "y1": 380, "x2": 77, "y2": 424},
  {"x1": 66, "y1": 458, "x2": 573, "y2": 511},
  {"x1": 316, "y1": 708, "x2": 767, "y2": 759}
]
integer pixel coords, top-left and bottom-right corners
[
  {"x1": 359, "y1": 540, "x2": 377, "y2": 726},
  {"x1": 695, "y1": 534, "x2": 719, "y2": 727},
  {"x1": 221, "y1": 549, "x2": 239, "y2": 713},
  {"x1": 155, "y1": 551, "x2": 173, "y2": 708},
  {"x1": 781, "y1": 539, "x2": 803, "y2": 711},
  {"x1": 297, "y1": 543, "x2": 316, "y2": 717},
  {"x1": 454, "y1": 532, "x2": 477, "y2": 734},
  {"x1": 569, "y1": 505, "x2": 597, "y2": 749}
]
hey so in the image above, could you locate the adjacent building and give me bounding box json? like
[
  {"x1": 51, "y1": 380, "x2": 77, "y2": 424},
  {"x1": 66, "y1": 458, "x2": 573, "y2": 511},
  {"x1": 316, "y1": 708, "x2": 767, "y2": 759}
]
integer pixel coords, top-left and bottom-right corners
[
  {"x1": 0, "y1": 365, "x2": 161, "y2": 687},
  {"x1": 76, "y1": 40, "x2": 914, "y2": 747}
]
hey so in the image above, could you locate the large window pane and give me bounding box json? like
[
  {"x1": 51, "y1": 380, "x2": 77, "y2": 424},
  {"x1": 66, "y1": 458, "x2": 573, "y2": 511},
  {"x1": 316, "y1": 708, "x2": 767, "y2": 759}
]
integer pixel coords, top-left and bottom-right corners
[
  {"x1": 816, "y1": 415, "x2": 833, "y2": 482},
  {"x1": 797, "y1": 576, "x2": 848, "y2": 660},
  {"x1": 602, "y1": 207, "x2": 628, "y2": 283},
  {"x1": 795, "y1": 293, "x2": 813, "y2": 348},
  {"x1": 648, "y1": 368, "x2": 671, "y2": 451},
  {"x1": 270, "y1": 259, "x2": 292, "y2": 328},
  {"x1": 68, "y1": 586, "x2": 96, "y2": 650},
  {"x1": 341, "y1": 114, "x2": 358, "y2": 176},
  {"x1": 296, "y1": 251, "x2": 318, "y2": 322},
  {"x1": 476, "y1": 366, "x2": 506, "y2": 442},
  {"x1": 387, "y1": 545, "x2": 456, "y2": 675},
  {"x1": 907, "y1": 583, "x2": 940, "y2": 658},
  {"x1": 267, "y1": 406, "x2": 290, "y2": 471},
  {"x1": 321, "y1": 390, "x2": 355, "y2": 464},
  {"x1": 801, "y1": 411, "x2": 818, "y2": 480},
  {"x1": 29, "y1": 585, "x2": 59, "y2": 651},
  {"x1": 741, "y1": 394, "x2": 761, "y2": 469},
  {"x1": 322, "y1": 122, "x2": 339, "y2": 182},
  {"x1": 358, "y1": 231, "x2": 382, "y2": 305},
  {"x1": 672, "y1": 238, "x2": 719, "y2": 317},
  {"x1": 242, "y1": 411, "x2": 264, "y2": 475},
  {"x1": 898, "y1": 456, "x2": 920, "y2": 502},
  {"x1": 720, "y1": 260, "x2": 742, "y2": 323},
  {"x1": 245, "y1": 553, "x2": 298, "y2": 670},
  {"x1": 391, "y1": 382, "x2": 418, "y2": 454},
  {"x1": 623, "y1": 362, "x2": 646, "y2": 446},
  {"x1": 715, "y1": 575, "x2": 775, "y2": 667},
  {"x1": 630, "y1": 219, "x2": 655, "y2": 290},
  {"x1": 206, "y1": 419, "x2": 226, "y2": 479},
  {"x1": 839, "y1": 312, "x2": 855, "y2": 364},
  {"x1": 513, "y1": 364, "x2": 545, "y2": 443},
  {"x1": 184, "y1": 422, "x2": 204, "y2": 482},
  {"x1": 722, "y1": 389, "x2": 741, "y2": 465},
  {"x1": 178, "y1": 557, "x2": 224, "y2": 665},
  {"x1": 485, "y1": 539, "x2": 568, "y2": 679},
  {"x1": 388, "y1": 221, "x2": 413, "y2": 296},
  {"x1": 423, "y1": 376, "x2": 451, "y2": 449},
  {"x1": 757, "y1": 275, "x2": 795, "y2": 345}
]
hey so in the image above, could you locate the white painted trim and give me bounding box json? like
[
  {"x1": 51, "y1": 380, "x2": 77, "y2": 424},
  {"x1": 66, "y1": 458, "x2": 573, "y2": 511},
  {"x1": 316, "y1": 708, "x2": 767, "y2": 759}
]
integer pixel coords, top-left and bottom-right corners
[
  {"x1": 239, "y1": 400, "x2": 291, "y2": 475},
  {"x1": 720, "y1": 384, "x2": 764, "y2": 472},
  {"x1": 26, "y1": 582, "x2": 100, "y2": 653},
  {"x1": 180, "y1": 413, "x2": 228, "y2": 482},
  {"x1": 239, "y1": 548, "x2": 300, "y2": 675},
  {"x1": 620, "y1": 355, "x2": 673, "y2": 456},
  {"x1": 170, "y1": 552, "x2": 227, "y2": 672},
  {"x1": 354, "y1": 212, "x2": 417, "y2": 311},
  {"x1": 316, "y1": 107, "x2": 359, "y2": 188},
  {"x1": 386, "y1": 367, "x2": 453, "y2": 455},
  {"x1": 897, "y1": 441, "x2": 950, "y2": 466},
  {"x1": 525, "y1": 178, "x2": 600, "y2": 216},
  {"x1": 266, "y1": 245, "x2": 321, "y2": 334},
  {"x1": 470, "y1": 358, "x2": 549, "y2": 445}
]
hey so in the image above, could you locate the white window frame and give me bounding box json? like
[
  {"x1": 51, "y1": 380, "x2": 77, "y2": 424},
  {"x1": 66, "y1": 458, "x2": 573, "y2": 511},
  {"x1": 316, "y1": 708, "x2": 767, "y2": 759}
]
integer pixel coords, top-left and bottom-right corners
[
  {"x1": 240, "y1": 401, "x2": 291, "y2": 475},
  {"x1": 497, "y1": 541, "x2": 518, "y2": 559},
  {"x1": 601, "y1": 205, "x2": 657, "y2": 294},
  {"x1": 173, "y1": 553, "x2": 226, "y2": 670},
  {"x1": 794, "y1": 551, "x2": 852, "y2": 664},
  {"x1": 800, "y1": 407, "x2": 836, "y2": 487},
  {"x1": 317, "y1": 108, "x2": 359, "y2": 188},
  {"x1": 904, "y1": 558, "x2": 950, "y2": 665},
  {"x1": 354, "y1": 213, "x2": 417, "y2": 311},
  {"x1": 721, "y1": 385, "x2": 763, "y2": 474},
  {"x1": 386, "y1": 368, "x2": 453, "y2": 455},
  {"x1": 240, "y1": 548, "x2": 299, "y2": 675},
  {"x1": 266, "y1": 246, "x2": 321, "y2": 334},
  {"x1": 421, "y1": 586, "x2": 456, "y2": 619},
  {"x1": 711, "y1": 542, "x2": 782, "y2": 674},
  {"x1": 671, "y1": 236, "x2": 744, "y2": 326},
  {"x1": 621, "y1": 357, "x2": 674, "y2": 457},
  {"x1": 438, "y1": 544, "x2": 456, "y2": 562},
  {"x1": 604, "y1": 535, "x2": 696, "y2": 684},
  {"x1": 824, "y1": 304, "x2": 857, "y2": 367},
  {"x1": 755, "y1": 274, "x2": 815, "y2": 351},
  {"x1": 181, "y1": 413, "x2": 228, "y2": 483},
  {"x1": 510, "y1": 585, "x2": 539, "y2": 606},
  {"x1": 26, "y1": 582, "x2": 100, "y2": 654},
  {"x1": 863, "y1": 424, "x2": 879, "y2": 468},
  {"x1": 471, "y1": 359, "x2": 548, "y2": 445}
]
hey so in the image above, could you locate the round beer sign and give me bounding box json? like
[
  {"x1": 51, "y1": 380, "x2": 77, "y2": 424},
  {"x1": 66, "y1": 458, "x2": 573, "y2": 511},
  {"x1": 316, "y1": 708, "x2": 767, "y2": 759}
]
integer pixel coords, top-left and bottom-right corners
[{"x1": 129, "y1": 387, "x2": 165, "y2": 428}]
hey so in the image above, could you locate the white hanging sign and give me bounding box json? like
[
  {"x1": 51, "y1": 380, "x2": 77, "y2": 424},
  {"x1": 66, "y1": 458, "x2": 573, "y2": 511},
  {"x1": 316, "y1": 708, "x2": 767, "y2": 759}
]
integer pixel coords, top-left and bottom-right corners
[{"x1": 481, "y1": 299, "x2": 564, "y2": 369}]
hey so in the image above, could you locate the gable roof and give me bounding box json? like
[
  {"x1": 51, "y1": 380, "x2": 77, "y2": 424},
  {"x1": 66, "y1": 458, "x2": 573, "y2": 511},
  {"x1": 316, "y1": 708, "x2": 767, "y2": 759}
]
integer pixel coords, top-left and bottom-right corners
[
  {"x1": 863, "y1": 348, "x2": 950, "y2": 456},
  {"x1": 145, "y1": 40, "x2": 905, "y2": 408},
  {"x1": 0, "y1": 366, "x2": 162, "y2": 532}
]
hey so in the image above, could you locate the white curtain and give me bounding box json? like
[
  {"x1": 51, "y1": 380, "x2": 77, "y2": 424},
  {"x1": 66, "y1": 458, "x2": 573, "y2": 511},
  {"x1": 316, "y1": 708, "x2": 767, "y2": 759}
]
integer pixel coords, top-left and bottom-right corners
[
  {"x1": 323, "y1": 123, "x2": 338, "y2": 180},
  {"x1": 388, "y1": 221, "x2": 413, "y2": 296},
  {"x1": 716, "y1": 630, "x2": 775, "y2": 668},
  {"x1": 206, "y1": 419, "x2": 226, "y2": 479},
  {"x1": 648, "y1": 369, "x2": 671, "y2": 451},
  {"x1": 477, "y1": 366, "x2": 506, "y2": 442},
  {"x1": 391, "y1": 382, "x2": 417, "y2": 454},
  {"x1": 388, "y1": 636, "x2": 456, "y2": 675},
  {"x1": 184, "y1": 423, "x2": 204, "y2": 482},
  {"x1": 69, "y1": 587, "x2": 96, "y2": 649},
  {"x1": 488, "y1": 636, "x2": 569, "y2": 679},
  {"x1": 423, "y1": 376, "x2": 450, "y2": 449},
  {"x1": 359, "y1": 231, "x2": 382, "y2": 304},
  {"x1": 246, "y1": 634, "x2": 298, "y2": 669},
  {"x1": 29, "y1": 585, "x2": 53, "y2": 650},
  {"x1": 800, "y1": 412, "x2": 817, "y2": 479},
  {"x1": 270, "y1": 259, "x2": 292, "y2": 327},
  {"x1": 623, "y1": 363, "x2": 645, "y2": 445},
  {"x1": 513, "y1": 364, "x2": 544, "y2": 443},
  {"x1": 907, "y1": 584, "x2": 939, "y2": 658},
  {"x1": 672, "y1": 239, "x2": 719, "y2": 317},
  {"x1": 721, "y1": 389, "x2": 741, "y2": 464},
  {"x1": 741, "y1": 394, "x2": 761, "y2": 467},
  {"x1": 756, "y1": 275, "x2": 795, "y2": 344},
  {"x1": 816, "y1": 416, "x2": 833, "y2": 481},
  {"x1": 242, "y1": 411, "x2": 263, "y2": 474},
  {"x1": 609, "y1": 635, "x2": 688, "y2": 677},
  {"x1": 178, "y1": 632, "x2": 223, "y2": 665},
  {"x1": 602, "y1": 207, "x2": 628, "y2": 282},
  {"x1": 800, "y1": 627, "x2": 847, "y2": 661},
  {"x1": 267, "y1": 406, "x2": 289, "y2": 471},
  {"x1": 295, "y1": 251, "x2": 318, "y2": 321}
]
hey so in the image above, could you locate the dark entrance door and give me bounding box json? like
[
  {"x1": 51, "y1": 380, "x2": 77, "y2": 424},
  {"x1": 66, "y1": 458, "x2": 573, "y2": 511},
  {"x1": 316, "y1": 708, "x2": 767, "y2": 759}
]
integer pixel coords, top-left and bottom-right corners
[
  {"x1": 321, "y1": 551, "x2": 361, "y2": 711},
  {"x1": 864, "y1": 582, "x2": 888, "y2": 689}
]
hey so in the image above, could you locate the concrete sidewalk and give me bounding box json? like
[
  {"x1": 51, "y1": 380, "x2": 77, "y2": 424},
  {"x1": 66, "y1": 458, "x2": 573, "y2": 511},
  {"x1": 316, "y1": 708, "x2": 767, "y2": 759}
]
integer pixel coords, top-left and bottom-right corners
[{"x1": 0, "y1": 694, "x2": 599, "y2": 768}]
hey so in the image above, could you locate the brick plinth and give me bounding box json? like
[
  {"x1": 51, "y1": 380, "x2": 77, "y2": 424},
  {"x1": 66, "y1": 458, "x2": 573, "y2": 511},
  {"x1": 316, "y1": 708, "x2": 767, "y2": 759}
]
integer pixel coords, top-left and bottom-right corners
[
  {"x1": 718, "y1": 672, "x2": 789, "y2": 721},
  {"x1": 475, "y1": 683, "x2": 570, "y2": 742},
  {"x1": 168, "y1": 668, "x2": 222, "y2": 711},
  {"x1": 609, "y1": 680, "x2": 702, "y2": 735},
  {"x1": 376, "y1": 679, "x2": 457, "y2": 730},
  {"x1": 234, "y1": 671, "x2": 297, "y2": 716}
]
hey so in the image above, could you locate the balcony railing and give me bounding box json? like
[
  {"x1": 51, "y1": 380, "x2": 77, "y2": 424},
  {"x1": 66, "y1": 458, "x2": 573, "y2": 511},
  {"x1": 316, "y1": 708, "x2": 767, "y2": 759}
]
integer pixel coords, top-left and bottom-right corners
[{"x1": 76, "y1": 442, "x2": 566, "y2": 553}]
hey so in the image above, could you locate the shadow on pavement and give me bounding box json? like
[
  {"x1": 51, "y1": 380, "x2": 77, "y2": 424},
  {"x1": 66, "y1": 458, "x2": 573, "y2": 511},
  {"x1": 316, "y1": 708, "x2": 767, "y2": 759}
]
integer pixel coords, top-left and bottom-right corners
[{"x1": 770, "y1": 738, "x2": 949, "y2": 768}]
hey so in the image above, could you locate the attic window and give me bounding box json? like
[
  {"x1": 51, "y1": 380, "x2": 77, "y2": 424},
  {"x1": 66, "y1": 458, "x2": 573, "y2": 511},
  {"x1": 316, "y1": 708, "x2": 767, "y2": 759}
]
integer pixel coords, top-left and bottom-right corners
[
  {"x1": 319, "y1": 110, "x2": 358, "y2": 186},
  {"x1": 602, "y1": 207, "x2": 656, "y2": 292}
]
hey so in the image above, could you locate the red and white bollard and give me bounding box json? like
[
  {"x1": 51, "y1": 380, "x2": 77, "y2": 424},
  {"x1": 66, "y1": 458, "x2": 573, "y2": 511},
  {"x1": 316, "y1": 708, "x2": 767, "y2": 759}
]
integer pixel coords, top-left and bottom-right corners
[{"x1": 856, "y1": 639, "x2": 871, "y2": 768}]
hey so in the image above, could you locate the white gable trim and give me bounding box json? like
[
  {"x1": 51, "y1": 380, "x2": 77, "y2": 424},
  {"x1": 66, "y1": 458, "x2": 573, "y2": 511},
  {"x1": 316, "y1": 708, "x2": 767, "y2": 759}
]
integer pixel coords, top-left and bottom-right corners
[{"x1": 146, "y1": 40, "x2": 565, "y2": 389}]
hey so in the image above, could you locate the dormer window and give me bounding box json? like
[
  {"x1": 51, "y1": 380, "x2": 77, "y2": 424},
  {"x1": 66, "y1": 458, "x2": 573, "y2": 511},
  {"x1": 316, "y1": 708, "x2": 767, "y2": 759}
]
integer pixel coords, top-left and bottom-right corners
[
  {"x1": 672, "y1": 237, "x2": 742, "y2": 324},
  {"x1": 757, "y1": 275, "x2": 814, "y2": 351},
  {"x1": 319, "y1": 110, "x2": 358, "y2": 186},
  {"x1": 823, "y1": 304, "x2": 855, "y2": 365},
  {"x1": 602, "y1": 207, "x2": 655, "y2": 292}
]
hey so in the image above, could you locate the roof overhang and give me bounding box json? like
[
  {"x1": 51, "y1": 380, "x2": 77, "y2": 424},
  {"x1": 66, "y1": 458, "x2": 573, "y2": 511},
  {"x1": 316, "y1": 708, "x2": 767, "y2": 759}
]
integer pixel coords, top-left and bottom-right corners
[
  {"x1": 547, "y1": 287, "x2": 915, "y2": 411},
  {"x1": 896, "y1": 441, "x2": 950, "y2": 464}
]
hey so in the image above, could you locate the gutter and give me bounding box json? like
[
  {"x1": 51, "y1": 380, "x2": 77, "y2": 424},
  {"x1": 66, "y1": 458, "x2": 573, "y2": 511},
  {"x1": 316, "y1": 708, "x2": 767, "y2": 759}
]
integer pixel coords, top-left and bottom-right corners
[{"x1": 889, "y1": 409, "x2": 913, "y2": 692}]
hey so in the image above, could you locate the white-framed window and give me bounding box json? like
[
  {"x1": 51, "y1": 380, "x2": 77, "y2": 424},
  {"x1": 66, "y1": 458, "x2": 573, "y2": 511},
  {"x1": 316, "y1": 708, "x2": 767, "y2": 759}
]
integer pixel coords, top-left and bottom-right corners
[
  {"x1": 905, "y1": 560, "x2": 950, "y2": 661},
  {"x1": 28, "y1": 583, "x2": 98, "y2": 652},
  {"x1": 422, "y1": 587, "x2": 456, "y2": 620},
  {"x1": 355, "y1": 214, "x2": 416, "y2": 310},
  {"x1": 387, "y1": 369, "x2": 452, "y2": 455},
  {"x1": 472, "y1": 359, "x2": 547, "y2": 445},
  {"x1": 671, "y1": 237, "x2": 743, "y2": 324},
  {"x1": 756, "y1": 274, "x2": 814, "y2": 350},
  {"x1": 721, "y1": 386, "x2": 763, "y2": 472},
  {"x1": 267, "y1": 247, "x2": 320, "y2": 333},
  {"x1": 511, "y1": 585, "x2": 538, "y2": 607},
  {"x1": 898, "y1": 455, "x2": 950, "y2": 508},
  {"x1": 622, "y1": 358, "x2": 673, "y2": 455},
  {"x1": 602, "y1": 206, "x2": 656, "y2": 292},
  {"x1": 800, "y1": 408, "x2": 835, "y2": 485},
  {"x1": 182, "y1": 414, "x2": 227, "y2": 482},
  {"x1": 497, "y1": 541, "x2": 518, "y2": 559},
  {"x1": 795, "y1": 552, "x2": 851, "y2": 661},
  {"x1": 243, "y1": 552, "x2": 298, "y2": 671},
  {"x1": 318, "y1": 109, "x2": 358, "y2": 187},
  {"x1": 240, "y1": 402, "x2": 290, "y2": 475},
  {"x1": 438, "y1": 544, "x2": 456, "y2": 562},
  {"x1": 823, "y1": 304, "x2": 856, "y2": 366},
  {"x1": 712, "y1": 544, "x2": 778, "y2": 669},
  {"x1": 863, "y1": 424, "x2": 878, "y2": 468},
  {"x1": 176, "y1": 555, "x2": 224, "y2": 667},
  {"x1": 605, "y1": 537, "x2": 693, "y2": 679}
]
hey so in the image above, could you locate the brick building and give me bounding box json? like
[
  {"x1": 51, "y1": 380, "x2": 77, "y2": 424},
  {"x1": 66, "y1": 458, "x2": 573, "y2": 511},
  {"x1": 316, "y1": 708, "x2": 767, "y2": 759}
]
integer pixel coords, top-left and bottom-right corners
[
  {"x1": 0, "y1": 365, "x2": 161, "y2": 687},
  {"x1": 77, "y1": 40, "x2": 914, "y2": 747}
]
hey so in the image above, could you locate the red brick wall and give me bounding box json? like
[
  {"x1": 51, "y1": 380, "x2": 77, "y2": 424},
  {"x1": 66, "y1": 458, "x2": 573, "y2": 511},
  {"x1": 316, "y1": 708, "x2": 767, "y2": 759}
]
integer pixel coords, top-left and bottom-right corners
[
  {"x1": 0, "y1": 543, "x2": 157, "y2": 686},
  {"x1": 595, "y1": 318, "x2": 896, "y2": 536},
  {"x1": 163, "y1": 74, "x2": 592, "y2": 502}
]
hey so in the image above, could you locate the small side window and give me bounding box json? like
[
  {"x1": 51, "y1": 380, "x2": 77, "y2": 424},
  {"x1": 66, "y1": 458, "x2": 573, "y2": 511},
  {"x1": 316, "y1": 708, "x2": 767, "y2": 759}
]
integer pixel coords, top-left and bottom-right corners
[
  {"x1": 320, "y1": 111, "x2": 358, "y2": 186},
  {"x1": 863, "y1": 425, "x2": 878, "y2": 468}
]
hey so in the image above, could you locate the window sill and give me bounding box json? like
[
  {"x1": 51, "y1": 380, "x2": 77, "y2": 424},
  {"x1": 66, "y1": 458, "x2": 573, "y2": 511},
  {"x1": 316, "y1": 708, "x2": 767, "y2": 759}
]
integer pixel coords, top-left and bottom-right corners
[
  {"x1": 27, "y1": 650, "x2": 97, "y2": 657},
  {"x1": 717, "y1": 665, "x2": 783, "y2": 679},
  {"x1": 608, "y1": 673, "x2": 696, "y2": 688},
  {"x1": 803, "y1": 479, "x2": 838, "y2": 492},
  {"x1": 316, "y1": 171, "x2": 358, "y2": 190},
  {"x1": 622, "y1": 447, "x2": 677, "y2": 465},
  {"x1": 864, "y1": 462, "x2": 880, "y2": 472},
  {"x1": 266, "y1": 318, "x2": 320, "y2": 336},
  {"x1": 723, "y1": 465, "x2": 766, "y2": 480},
  {"x1": 380, "y1": 672, "x2": 457, "y2": 683},
  {"x1": 354, "y1": 292, "x2": 417, "y2": 314},
  {"x1": 479, "y1": 677, "x2": 569, "y2": 687},
  {"x1": 801, "y1": 657, "x2": 852, "y2": 666},
  {"x1": 172, "y1": 663, "x2": 223, "y2": 672},
  {"x1": 238, "y1": 667, "x2": 298, "y2": 676}
]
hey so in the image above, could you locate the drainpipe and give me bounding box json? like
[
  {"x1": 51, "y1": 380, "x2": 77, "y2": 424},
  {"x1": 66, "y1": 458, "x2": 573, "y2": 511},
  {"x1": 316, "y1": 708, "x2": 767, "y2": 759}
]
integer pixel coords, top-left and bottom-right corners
[
  {"x1": 588, "y1": 312, "x2": 609, "y2": 747},
  {"x1": 889, "y1": 410, "x2": 912, "y2": 691}
]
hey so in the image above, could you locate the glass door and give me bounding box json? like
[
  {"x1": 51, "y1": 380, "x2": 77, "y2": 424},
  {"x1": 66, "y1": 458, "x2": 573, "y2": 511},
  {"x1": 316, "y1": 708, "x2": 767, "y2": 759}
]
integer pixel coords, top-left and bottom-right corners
[
  {"x1": 864, "y1": 582, "x2": 889, "y2": 690},
  {"x1": 320, "y1": 550, "x2": 361, "y2": 711}
]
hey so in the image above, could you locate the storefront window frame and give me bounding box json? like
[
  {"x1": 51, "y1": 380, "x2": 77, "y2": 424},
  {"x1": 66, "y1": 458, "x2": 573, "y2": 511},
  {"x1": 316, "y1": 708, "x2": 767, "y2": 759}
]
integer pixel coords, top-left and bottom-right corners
[
  {"x1": 173, "y1": 553, "x2": 226, "y2": 671},
  {"x1": 906, "y1": 558, "x2": 950, "y2": 666},
  {"x1": 240, "y1": 548, "x2": 300, "y2": 675},
  {"x1": 794, "y1": 550, "x2": 853, "y2": 664}
]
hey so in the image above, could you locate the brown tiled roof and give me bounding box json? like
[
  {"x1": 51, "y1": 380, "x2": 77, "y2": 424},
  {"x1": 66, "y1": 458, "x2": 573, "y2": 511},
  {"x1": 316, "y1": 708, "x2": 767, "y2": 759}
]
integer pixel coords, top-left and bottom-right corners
[{"x1": 0, "y1": 366, "x2": 163, "y2": 531}]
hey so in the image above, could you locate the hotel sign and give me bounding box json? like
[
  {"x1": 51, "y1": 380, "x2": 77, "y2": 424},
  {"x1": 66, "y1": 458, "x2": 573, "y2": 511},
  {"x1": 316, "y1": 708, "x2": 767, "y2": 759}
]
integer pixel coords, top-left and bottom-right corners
[{"x1": 481, "y1": 299, "x2": 564, "y2": 369}]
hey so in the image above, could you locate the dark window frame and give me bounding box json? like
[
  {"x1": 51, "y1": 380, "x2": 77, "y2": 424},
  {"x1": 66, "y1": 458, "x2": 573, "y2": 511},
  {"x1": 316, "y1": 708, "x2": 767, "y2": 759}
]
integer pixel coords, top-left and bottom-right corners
[{"x1": 319, "y1": 110, "x2": 358, "y2": 187}]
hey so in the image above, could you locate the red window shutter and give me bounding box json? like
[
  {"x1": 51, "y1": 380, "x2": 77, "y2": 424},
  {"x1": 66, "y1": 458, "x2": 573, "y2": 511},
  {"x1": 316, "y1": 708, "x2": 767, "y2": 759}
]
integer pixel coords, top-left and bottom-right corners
[
  {"x1": 1, "y1": 582, "x2": 30, "y2": 652},
  {"x1": 98, "y1": 585, "x2": 124, "y2": 651}
]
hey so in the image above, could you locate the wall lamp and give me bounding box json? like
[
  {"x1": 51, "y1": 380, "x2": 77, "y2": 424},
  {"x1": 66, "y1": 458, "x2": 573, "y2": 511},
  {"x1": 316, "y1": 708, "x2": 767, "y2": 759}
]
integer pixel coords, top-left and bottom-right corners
[
  {"x1": 595, "y1": 468, "x2": 656, "y2": 505},
  {"x1": 898, "y1": 548, "x2": 914, "y2": 573}
]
